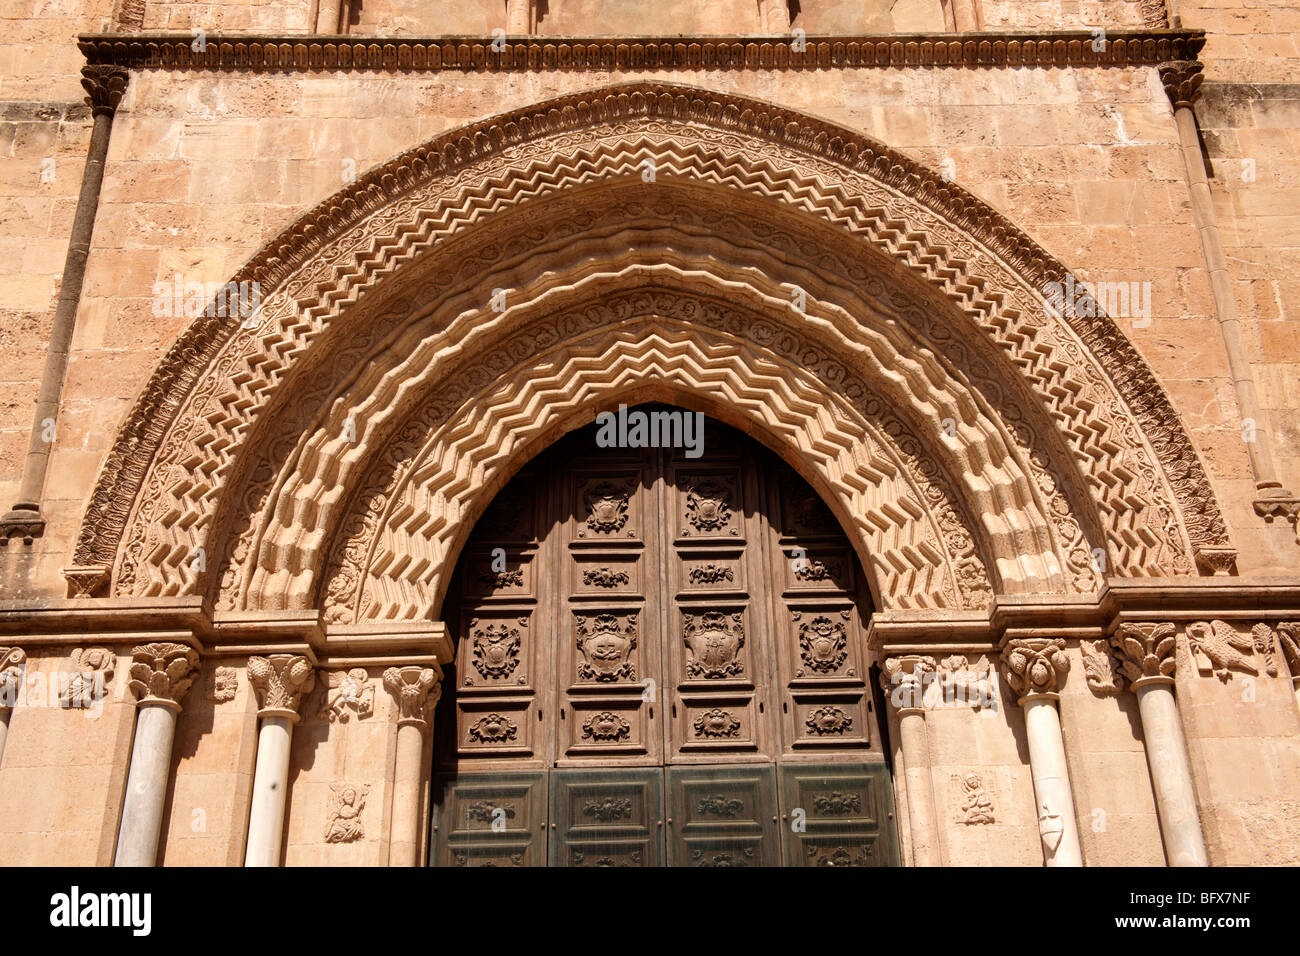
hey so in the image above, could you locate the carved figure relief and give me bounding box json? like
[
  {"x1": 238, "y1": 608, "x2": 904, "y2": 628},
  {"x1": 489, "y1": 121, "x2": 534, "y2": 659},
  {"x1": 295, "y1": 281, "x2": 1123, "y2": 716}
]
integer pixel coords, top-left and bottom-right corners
[
  {"x1": 319, "y1": 668, "x2": 374, "y2": 722},
  {"x1": 324, "y1": 783, "x2": 371, "y2": 843},
  {"x1": 581, "y1": 711, "x2": 631, "y2": 741},
  {"x1": 936, "y1": 654, "x2": 993, "y2": 708},
  {"x1": 683, "y1": 611, "x2": 745, "y2": 679},
  {"x1": 471, "y1": 619, "x2": 522, "y2": 681},
  {"x1": 208, "y1": 665, "x2": 238, "y2": 702},
  {"x1": 582, "y1": 481, "x2": 630, "y2": 536},
  {"x1": 582, "y1": 567, "x2": 629, "y2": 588},
  {"x1": 1081, "y1": 640, "x2": 1122, "y2": 695},
  {"x1": 805, "y1": 705, "x2": 853, "y2": 736},
  {"x1": 468, "y1": 713, "x2": 518, "y2": 743},
  {"x1": 693, "y1": 708, "x2": 741, "y2": 738},
  {"x1": 955, "y1": 773, "x2": 995, "y2": 825},
  {"x1": 61, "y1": 647, "x2": 115, "y2": 710},
  {"x1": 684, "y1": 479, "x2": 733, "y2": 534},
  {"x1": 575, "y1": 613, "x2": 637, "y2": 682},
  {"x1": 1187, "y1": 620, "x2": 1258, "y2": 681},
  {"x1": 795, "y1": 612, "x2": 849, "y2": 675}
]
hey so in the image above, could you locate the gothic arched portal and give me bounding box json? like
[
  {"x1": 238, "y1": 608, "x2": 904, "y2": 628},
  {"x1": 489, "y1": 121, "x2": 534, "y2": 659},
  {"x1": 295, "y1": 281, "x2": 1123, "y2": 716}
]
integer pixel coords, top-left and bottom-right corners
[{"x1": 430, "y1": 406, "x2": 899, "y2": 867}]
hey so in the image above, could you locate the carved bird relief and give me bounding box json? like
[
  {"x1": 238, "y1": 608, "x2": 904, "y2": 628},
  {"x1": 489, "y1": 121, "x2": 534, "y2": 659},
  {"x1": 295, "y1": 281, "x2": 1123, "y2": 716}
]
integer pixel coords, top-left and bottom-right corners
[{"x1": 1186, "y1": 620, "x2": 1257, "y2": 682}]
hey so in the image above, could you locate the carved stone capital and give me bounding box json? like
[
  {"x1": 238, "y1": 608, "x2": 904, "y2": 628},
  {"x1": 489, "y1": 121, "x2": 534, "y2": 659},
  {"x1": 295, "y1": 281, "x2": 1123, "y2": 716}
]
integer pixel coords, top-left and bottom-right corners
[
  {"x1": 0, "y1": 505, "x2": 45, "y2": 546},
  {"x1": 1158, "y1": 60, "x2": 1204, "y2": 110},
  {"x1": 248, "y1": 654, "x2": 316, "y2": 719},
  {"x1": 127, "y1": 642, "x2": 201, "y2": 709},
  {"x1": 383, "y1": 666, "x2": 441, "y2": 726},
  {"x1": 81, "y1": 65, "x2": 130, "y2": 116},
  {"x1": 1001, "y1": 638, "x2": 1069, "y2": 700},
  {"x1": 1110, "y1": 622, "x2": 1176, "y2": 688},
  {"x1": 0, "y1": 647, "x2": 26, "y2": 711},
  {"x1": 1193, "y1": 547, "x2": 1237, "y2": 577},
  {"x1": 879, "y1": 655, "x2": 936, "y2": 711}
]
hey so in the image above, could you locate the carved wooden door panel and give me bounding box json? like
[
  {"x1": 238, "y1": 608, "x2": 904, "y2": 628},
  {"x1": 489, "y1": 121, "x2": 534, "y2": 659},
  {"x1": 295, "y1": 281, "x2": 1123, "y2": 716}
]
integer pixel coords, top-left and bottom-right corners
[
  {"x1": 432, "y1": 406, "x2": 898, "y2": 866},
  {"x1": 665, "y1": 764, "x2": 781, "y2": 866},
  {"x1": 548, "y1": 768, "x2": 665, "y2": 867}
]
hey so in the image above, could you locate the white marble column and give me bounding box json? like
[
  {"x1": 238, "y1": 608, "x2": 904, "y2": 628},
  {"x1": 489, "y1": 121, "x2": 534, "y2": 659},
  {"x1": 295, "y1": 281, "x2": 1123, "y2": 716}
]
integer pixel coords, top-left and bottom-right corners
[
  {"x1": 0, "y1": 647, "x2": 26, "y2": 767},
  {"x1": 1002, "y1": 638, "x2": 1083, "y2": 867},
  {"x1": 1111, "y1": 622, "x2": 1209, "y2": 866},
  {"x1": 114, "y1": 643, "x2": 200, "y2": 866},
  {"x1": 881, "y1": 655, "x2": 941, "y2": 867},
  {"x1": 383, "y1": 665, "x2": 441, "y2": 867},
  {"x1": 244, "y1": 654, "x2": 315, "y2": 867}
]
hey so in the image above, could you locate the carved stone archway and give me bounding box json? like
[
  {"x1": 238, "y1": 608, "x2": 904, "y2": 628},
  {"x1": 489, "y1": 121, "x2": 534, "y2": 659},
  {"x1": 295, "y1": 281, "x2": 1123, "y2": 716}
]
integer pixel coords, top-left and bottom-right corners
[{"x1": 67, "y1": 82, "x2": 1230, "y2": 611}]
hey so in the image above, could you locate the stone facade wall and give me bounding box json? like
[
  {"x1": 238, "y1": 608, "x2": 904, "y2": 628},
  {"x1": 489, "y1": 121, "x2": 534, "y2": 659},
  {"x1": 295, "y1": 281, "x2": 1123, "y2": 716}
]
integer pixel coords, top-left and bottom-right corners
[{"x1": 0, "y1": 0, "x2": 1297, "y2": 868}]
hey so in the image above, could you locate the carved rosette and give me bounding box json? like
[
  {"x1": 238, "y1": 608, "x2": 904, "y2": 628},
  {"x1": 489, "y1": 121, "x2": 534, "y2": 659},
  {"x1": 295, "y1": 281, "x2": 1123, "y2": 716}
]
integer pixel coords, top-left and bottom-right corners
[
  {"x1": 248, "y1": 654, "x2": 316, "y2": 720},
  {"x1": 0, "y1": 647, "x2": 26, "y2": 711},
  {"x1": 1110, "y1": 622, "x2": 1176, "y2": 688},
  {"x1": 1000, "y1": 638, "x2": 1069, "y2": 701},
  {"x1": 382, "y1": 666, "x2": 441, "y2": 727},
  {"x1": 879, "y1": 655, "x2": 936, "y2": 712},
  {"x1": 80, "y1": 65, "x2": 130, "y2": 117},
  {"x1": 1158, "y1": 60, "x2": 1205, "y2": 110},
  {"x1": 127, "y1": 642, "x2": 201, "y2": 710}
]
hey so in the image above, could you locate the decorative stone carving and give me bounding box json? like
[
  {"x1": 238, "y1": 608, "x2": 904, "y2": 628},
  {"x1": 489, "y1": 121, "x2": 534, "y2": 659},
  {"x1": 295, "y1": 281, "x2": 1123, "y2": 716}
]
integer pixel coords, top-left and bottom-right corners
[
  {"x1": 1276, "y1": 623, "x2": 1300, "y2": 684},
  {"x1": 808, "y1": 844, "x2": 869, "y2": 866},
  {"x1": 1038, "y1": 799, "x2": 1065, "y2": 853},
  {"x1": 62, "y1": 564, "x2": 109, "y2": 598},
  {"x1": 1080, "y1": 640, "x2": 1122, "y2": 695},
  {"x1": 954, "y1": 773, "x2": 995, "y2": 825},
  {"x1": 1193, "y1": 547, "x2": 1238, "y2": 576},
  {"x1": 60, "y1": 647, "x2": 115, "y2": 710},
  {"x1": 80, "y1": 65, "x2": 129, "y2": 116},
  {"x1": 583, "y1": 798, "x2": 632, "y2": 821},
  {"x1": 319, "y1": 668, "x2": 374, "y2": 722},
  {"x1": 1139, "y1": 0, "x2": 1169, "y2": 28},
  {"x1": 575, "y1": 613, "x2": 637, "y2": 682},
  {"x1": 1110, "y1": 623, "x2": 1176, "y2": 686},
  {"x1": 1000, "y1": 639, "x2": 1069, "y2": 699},
  {"x1": 324, "y1": 783, "x2": 371, "y2": 843},
  {"x1": 683, "y1": 611, "x2": 745, "y2": 679},
  {"x1": 1251, "y1": 623, "x2": 1279, "y2": 678},
  {"x1": 247, "y1": 654, "x2": 316, "y2": 716},
  {"x1": 684, "y1": 480, "x2": 732, "y2": 534},
  {"x1": 383, "y1": 666, "x2": 441, "y2": 723},
  {"x1": 1186, "y1": 620, "x2": 1257, "y2": 681},
  {"x1": 688, "y1": 564, "x2": 733, "y2": 584},
  {"x1": 936, "y1": 654, "x2": 993, "y2": 708},
  {"x1": 470, "y1": 619, "x2": 522, "y2": 681},
  {"x1": 582, "y1": 481, "x2": 629, "y2": 535},
  {"x1": 468, "y1": 713, "x2": 517, "y2": 742},
  {"x1": 208, "y1": 665, "x2": 238, "y2": 702},
  {"x1": 1158, "y1": 60, "x2": 1205, "y2": 109},
  {"x1": 693, "y1": 709, "x2": 741, "y2": 738},
  {"x1": 582, "y1": 567, "x2": 629, "y2": 588},
  {"x1": 581, "y1": 712, "x2": 631, "y2": 742},
  {"x1": 0, "y1": 647, "x2": 26, "y2": 710},
  {"x1": 805, "y1": 706, "x2": 853, "y2": 736},
  {"x1": 813, "y1": 792, "x2": 861, "y2": 815},
  {"x1": 879, "y1": 655, "x2": 937, "y2": 710},
  {"x1": 127, "y1": 643, "x2": 200, "y2": 707},
  {"x1": 697, "y1": 796, "x2": 744, "y2": 817},
  {"x1": 77, "y1": 86, "x2": 1223, "y2": 626},
  {"x1": 795, "y1": 612, "x2": 849, "y2": 675}
]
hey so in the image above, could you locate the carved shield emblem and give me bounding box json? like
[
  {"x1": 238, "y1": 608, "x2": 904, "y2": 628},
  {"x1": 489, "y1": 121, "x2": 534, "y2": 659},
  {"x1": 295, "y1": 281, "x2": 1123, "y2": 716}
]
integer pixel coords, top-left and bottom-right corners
[
  {"x1": 797, "y1": 613, "x2": 848, "y2": 674},
  {"x1": 683, "y1": 611, "x2": 745, "y2": 679},
  {"x1": 584, "y1": 481, "x2": 630, "y2": 535},
  {"x1": 472, "y1": 620, "x2": 522, "y2": 679},
  {"x1": 576, "y1": 613, "x2": 638, "y2": 682}
]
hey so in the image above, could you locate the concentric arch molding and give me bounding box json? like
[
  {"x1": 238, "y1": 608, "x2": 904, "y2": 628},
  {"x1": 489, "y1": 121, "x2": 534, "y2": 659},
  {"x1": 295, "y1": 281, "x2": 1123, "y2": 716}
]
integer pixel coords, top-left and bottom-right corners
[{"x1": 69, "y1": 81, "x2": 1229, "y2": 602}]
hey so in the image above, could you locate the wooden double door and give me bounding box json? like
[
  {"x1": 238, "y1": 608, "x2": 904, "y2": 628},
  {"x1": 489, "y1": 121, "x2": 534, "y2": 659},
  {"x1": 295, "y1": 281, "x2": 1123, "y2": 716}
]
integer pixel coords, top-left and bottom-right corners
[{"x1": 431, "y1": 407, "x2": 897, "y2": 866}]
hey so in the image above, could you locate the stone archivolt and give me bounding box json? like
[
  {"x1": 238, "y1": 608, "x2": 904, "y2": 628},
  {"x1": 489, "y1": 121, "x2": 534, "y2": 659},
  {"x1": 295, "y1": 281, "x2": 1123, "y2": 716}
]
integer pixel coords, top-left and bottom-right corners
[{"x1": 69, "y1": 83, "x2": 1224, "y2": 614}]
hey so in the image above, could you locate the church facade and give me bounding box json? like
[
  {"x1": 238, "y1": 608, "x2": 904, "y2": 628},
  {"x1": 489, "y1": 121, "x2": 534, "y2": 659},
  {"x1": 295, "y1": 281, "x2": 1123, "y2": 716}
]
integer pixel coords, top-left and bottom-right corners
[{"x1": 1, "y1": 0, "x2": 1298, "y2": 866}]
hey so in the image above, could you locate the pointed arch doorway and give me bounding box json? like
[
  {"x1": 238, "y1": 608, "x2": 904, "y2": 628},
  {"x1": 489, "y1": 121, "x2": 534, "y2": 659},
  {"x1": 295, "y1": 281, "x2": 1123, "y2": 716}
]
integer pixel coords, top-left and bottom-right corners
[{"x1": 430, "y1": 405, "x2": 899, "y2": 867}]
